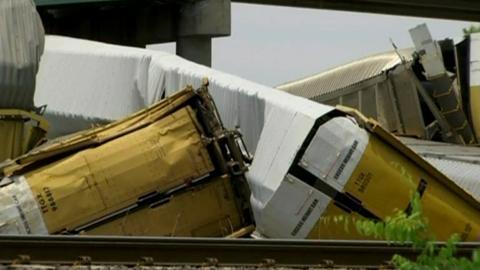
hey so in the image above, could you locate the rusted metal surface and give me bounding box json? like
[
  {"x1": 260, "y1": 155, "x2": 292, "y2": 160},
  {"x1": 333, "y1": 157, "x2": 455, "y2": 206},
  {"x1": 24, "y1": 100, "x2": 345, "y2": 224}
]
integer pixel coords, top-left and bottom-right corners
[
  {"x1": 2, "y1": 266, "x2": 356, "y2": 270},
  {"x1": 0, "y1": 236, "x2": 478, "y2": 268}
]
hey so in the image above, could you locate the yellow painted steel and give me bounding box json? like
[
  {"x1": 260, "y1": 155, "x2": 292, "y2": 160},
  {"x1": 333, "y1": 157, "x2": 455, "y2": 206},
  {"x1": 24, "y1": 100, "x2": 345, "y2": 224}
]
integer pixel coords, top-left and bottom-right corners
[
  {"x1": 0, "y1": 109, "x2": 48, "y2": 161},
  {"x1": 23, "y1": 106, "x2": 213, "y2": 233},
  {"x1": 0, "y1": 120, "x2": 24, "y2": 161},
  {"x1": 0, "y1": 109, "x2": 49, "y2": 131},
  {"x1": 86, "y1": 176, "x2": 244, "y2": 237},
  {"x1": 1, "y1": 89, "x2": 195, "y2": 177},
  {"x1": 0, "y1": 87, "x2": 253, "y2": 236},
  {"x1": 470, "y1": 86, "x2": 480, "y2": 141},
  {"x1": 307, "y1": 106, "x2": 480, "y2": 241}
]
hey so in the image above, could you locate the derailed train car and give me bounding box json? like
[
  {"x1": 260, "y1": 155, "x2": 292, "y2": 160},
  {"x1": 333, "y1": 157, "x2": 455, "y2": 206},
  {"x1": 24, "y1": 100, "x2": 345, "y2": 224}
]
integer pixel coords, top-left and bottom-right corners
[
  {"x1": 0, "y1": 85, "x2": 252, "y2": 237},
  {"x1": 1, "y1": 1, "x2": 480, "y2": 242},
  {"x1": 278, "y1": 24, "x2": 479, "y2": 146},
  {"x1": 1, "y1": 80, "x2": 480, "y2": 241},
  {"x1": 247, "y1": 104, "x2": 480, "y2": 241}
]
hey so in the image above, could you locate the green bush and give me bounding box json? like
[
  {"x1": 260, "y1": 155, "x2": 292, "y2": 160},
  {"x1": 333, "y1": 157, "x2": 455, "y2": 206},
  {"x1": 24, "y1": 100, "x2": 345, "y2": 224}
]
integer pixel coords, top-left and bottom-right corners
[
  {"x1": 323, "y1": 192, "x2": 480, "y2": 269},
  {"x1": 463, "y1": 25, "x2": 480, "y2": 37}
]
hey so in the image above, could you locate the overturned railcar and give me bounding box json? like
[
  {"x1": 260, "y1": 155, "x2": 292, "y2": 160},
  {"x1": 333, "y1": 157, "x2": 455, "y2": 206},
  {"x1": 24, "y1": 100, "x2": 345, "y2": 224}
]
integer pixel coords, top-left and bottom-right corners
[
  {"x1": 279, "y1": 25, "x2": 479, "y2": 146},
  {"x1": 0, "y1": 85, "x2": 252, "y2": 237}
]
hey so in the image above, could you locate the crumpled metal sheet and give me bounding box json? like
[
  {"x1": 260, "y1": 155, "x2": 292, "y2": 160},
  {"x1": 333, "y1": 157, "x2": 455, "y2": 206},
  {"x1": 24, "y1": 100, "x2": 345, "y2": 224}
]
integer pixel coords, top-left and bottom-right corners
[
  {"x1": 36, "y1": 36, "x2": 331, "y2": 153},
  {"x1": 0, "y1": 0, "x2": 44, "y2": 110},
  {"x1": 400, "y1": 136, "x2": 480, "y2": 200},
  {"x1": 0, "y1": 88, "x2": 215, "y2": 235}
]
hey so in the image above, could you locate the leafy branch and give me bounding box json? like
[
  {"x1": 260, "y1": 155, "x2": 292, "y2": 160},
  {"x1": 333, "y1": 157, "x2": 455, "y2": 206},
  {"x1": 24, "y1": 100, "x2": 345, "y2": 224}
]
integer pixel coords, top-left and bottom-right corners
[
  {"x1": 463, "y1": 25, "x2": 480, "y2": 37},
  {"x1": 321, "y1": 191, "x2": 480, "y2": 269}
]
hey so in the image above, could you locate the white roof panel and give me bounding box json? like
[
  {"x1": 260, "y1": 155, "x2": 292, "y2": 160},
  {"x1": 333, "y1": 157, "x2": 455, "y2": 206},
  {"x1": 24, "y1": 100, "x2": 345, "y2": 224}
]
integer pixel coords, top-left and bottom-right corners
[{"x1": 400, "y1": 137, "x2": 480, "y2": 200}]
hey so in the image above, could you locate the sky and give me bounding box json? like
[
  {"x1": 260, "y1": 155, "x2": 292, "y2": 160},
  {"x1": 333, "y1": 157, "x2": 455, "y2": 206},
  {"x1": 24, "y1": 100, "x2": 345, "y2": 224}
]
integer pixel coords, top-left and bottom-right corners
[{"x1": 153, "y1": 3, "x2": 475, "y2": 87}]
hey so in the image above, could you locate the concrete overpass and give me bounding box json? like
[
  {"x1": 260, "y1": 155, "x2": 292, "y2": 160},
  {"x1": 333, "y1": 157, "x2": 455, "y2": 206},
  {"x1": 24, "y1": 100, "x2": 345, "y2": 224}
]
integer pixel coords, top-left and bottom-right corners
[{"x1": 34, "y1": 0, "x2": 480, "y2": 66}]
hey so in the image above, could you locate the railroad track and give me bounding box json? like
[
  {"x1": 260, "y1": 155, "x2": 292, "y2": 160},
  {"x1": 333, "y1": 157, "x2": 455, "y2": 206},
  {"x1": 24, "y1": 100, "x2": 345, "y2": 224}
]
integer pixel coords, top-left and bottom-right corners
[{"x1": 0, "y1": 236, "x2": 479, "y2": 268}]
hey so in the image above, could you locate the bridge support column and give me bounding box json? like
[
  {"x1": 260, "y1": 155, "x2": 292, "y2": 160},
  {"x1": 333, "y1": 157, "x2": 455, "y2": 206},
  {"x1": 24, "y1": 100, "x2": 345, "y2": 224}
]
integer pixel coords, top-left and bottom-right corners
[
  {"x1": 177, "y1": 0, "x2": 231, "y2": 67},
  {"x1": 176, "y1": 37, "x2": 212, "y2": 67}
]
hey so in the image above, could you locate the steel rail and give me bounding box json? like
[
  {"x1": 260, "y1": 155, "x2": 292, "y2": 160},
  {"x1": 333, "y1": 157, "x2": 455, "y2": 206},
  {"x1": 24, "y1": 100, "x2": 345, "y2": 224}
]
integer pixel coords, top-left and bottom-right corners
[{"x1": 0, "y1": 236, "x2": 479, "y2": 267}]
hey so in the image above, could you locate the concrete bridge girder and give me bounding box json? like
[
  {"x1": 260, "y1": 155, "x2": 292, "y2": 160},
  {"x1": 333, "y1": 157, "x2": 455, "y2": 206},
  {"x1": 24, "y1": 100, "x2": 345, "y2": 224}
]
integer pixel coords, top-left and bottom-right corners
[
  {"x1": 35, "y1": 0, "x2": 480, "y2": 66},
  {"x1": 36, "y1": 0, "x2": 230, "y2": 66}
]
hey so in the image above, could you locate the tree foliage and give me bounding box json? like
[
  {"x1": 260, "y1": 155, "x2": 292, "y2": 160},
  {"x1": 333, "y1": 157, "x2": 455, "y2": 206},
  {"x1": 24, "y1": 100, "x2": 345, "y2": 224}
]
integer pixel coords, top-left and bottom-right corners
[
  {"x1": 323, "y1": 192, "x2": 480, "y2": 269},
  {"x1": 463, "y1": 25, "x2": 480, "y2": 37}
]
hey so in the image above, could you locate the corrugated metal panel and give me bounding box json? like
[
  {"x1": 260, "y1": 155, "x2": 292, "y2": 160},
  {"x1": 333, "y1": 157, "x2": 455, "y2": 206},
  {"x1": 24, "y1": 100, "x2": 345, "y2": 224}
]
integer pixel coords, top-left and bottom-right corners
[
  {"x1": 400, "y1": 137, "x2": 480, "y2": 160},
  {"x1": 281, "y1": 54, "x2": 425, "y2": 139},
  {"x1": 277, "y1": 49, "x2": 413, "y2": 100},
  {"x1": 36, "y1": 36, "x2": 333, "y2": 154},
  {"x1": 0, "y1": 0, "x2": 44, "y2": 110},
  {"x1": 388, "y1": 66, "x2": 426, "y2": 137},
  {"x1": 35, "y1": 36, "x2": 153, "y2": 138},
  {"x1": 400, "y1": 137, "x2": 480, "y2": 200},
  {"x1": 424, "y1": 158, "x2": 480, "y2": 200}
]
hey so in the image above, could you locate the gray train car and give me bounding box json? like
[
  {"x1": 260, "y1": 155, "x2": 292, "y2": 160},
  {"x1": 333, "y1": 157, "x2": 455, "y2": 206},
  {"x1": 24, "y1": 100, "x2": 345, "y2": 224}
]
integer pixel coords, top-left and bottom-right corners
[
  {"x1": 279, "y1": 26, "x2": 477, "y2": 146},
  {"x1": 277, "y1": 49, "x2": 431, "y2": 138}
]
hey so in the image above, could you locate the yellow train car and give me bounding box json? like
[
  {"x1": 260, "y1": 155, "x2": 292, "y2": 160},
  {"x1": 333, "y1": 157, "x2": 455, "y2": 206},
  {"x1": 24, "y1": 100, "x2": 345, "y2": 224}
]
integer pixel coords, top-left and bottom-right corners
[{"x1": 0, "y1": 85, "x2": 252, "y2": 237}]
